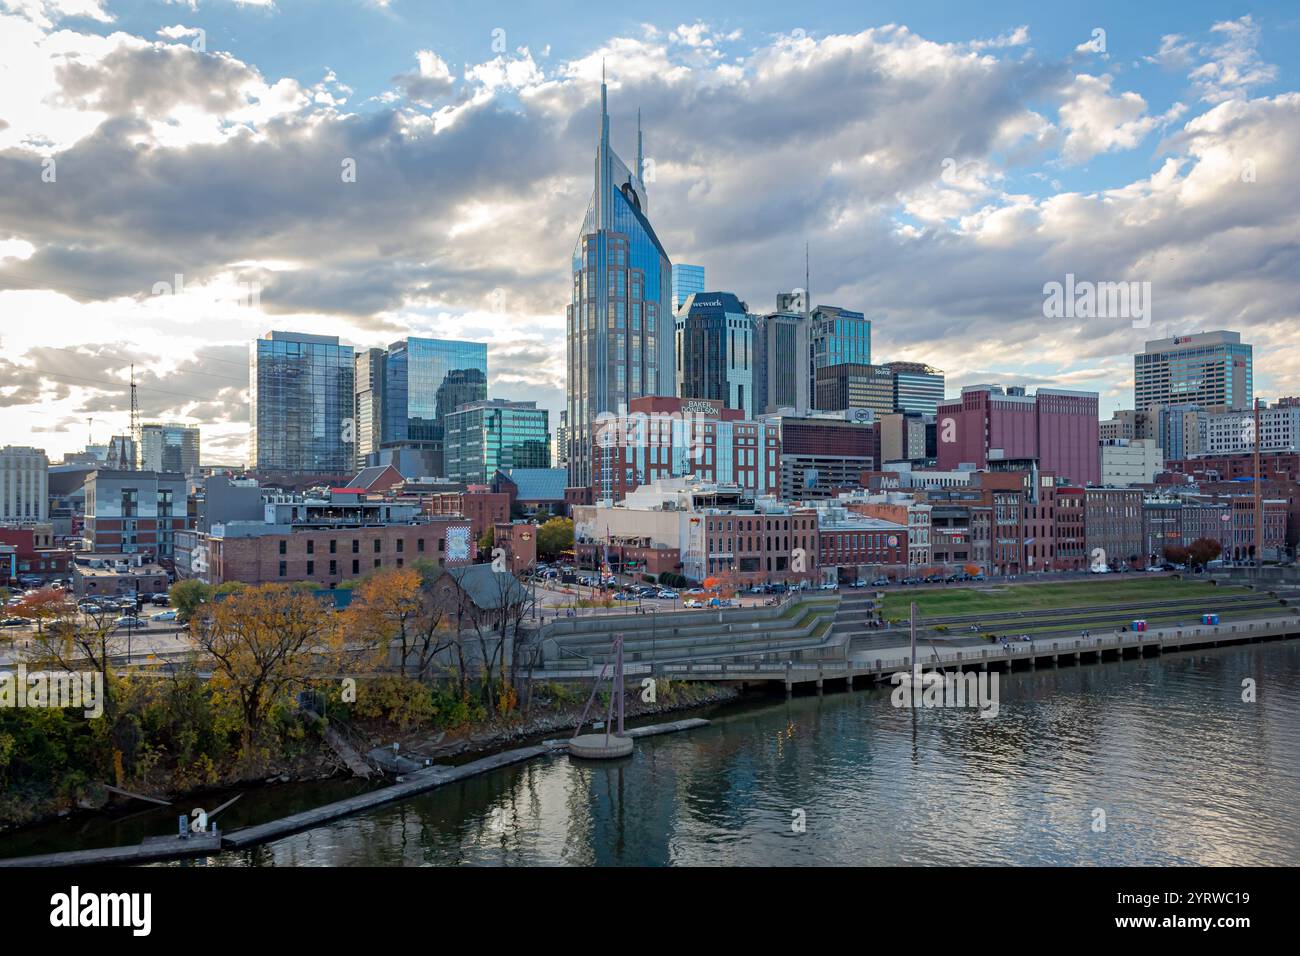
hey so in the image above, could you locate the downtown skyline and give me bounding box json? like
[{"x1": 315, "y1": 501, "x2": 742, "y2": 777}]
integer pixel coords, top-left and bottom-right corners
[{"x1": 2, "y1": 1, "x2": 1299, "y2": 465}]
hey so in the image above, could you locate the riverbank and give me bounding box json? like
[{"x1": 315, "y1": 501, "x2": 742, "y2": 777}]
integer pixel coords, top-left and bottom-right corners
[{"x1": 0, "y1": 679, "x2": 740, "y2": 842}]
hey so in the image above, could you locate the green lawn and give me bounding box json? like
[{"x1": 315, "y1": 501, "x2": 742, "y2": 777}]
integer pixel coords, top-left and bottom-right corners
[{"x1": 880, "y1": 577, "x2": 1244, "y2": 621}]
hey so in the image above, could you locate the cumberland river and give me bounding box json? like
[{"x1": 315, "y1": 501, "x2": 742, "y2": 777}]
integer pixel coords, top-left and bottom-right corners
[{"x1": 200, "y1": 640, "x2": 1300, "y2": 866}]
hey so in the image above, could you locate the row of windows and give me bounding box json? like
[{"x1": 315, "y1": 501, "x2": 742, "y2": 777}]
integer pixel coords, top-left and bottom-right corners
[{"x1": 277, "y1": 537, "x2": 442, "y2": 556}]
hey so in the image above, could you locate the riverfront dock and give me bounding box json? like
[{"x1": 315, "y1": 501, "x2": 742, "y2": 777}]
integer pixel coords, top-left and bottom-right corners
[{"x1": 0, "y1": 831, "x2": 224, "y2": 868}]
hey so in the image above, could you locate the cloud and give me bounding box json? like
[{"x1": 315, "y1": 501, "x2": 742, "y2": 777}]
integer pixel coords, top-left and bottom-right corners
[
  {"x1": 1190, "y1": 15, "x2": 1277, "y2": 104},
  {"x1": 1, "y1": 13, "x2": 1299, "y2": 463}
]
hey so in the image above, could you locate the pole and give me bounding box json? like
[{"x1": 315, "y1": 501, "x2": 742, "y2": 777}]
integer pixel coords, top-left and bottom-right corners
[
  {"x1": 1254, "y1": 396, "x2": 1263, "y2": 576},
  {"x1": 909, "y1": 600, "x2": 917, "y2": 676}
]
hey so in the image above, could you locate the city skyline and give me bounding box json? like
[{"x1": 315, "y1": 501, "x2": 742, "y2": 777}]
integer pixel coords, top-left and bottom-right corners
[{"x1": 2, "y1": 1, "x2": 1300, "y2": 465}]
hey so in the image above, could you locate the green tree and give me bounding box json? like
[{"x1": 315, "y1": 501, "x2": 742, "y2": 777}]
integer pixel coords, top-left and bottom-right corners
[
  {"x1": 478, "y1": 526, "x2": 495, "y2": 556},
  {"x1": 169, "y1": 579, "x2": 213, "y2": 620},
  {"x1": 537, "y1": 517, "x2": 574, "y2": 558}
]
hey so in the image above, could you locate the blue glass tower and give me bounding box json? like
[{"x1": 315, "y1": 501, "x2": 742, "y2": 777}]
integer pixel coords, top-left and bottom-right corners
[
  {"x1": 250, "y1": 331, "x2": 355, "y2": 475},
  {"x1": 672, "y1": 264, "x2": 705, "y2": 311},
  {"x1": 382, "y1": 337, "x2": 487, "y2": 474},
  {"x1": 566, "y1": 72, "x2": 674, "y2": 487}
]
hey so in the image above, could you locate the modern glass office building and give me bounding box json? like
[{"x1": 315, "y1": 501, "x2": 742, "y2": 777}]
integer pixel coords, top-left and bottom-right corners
[
  {"x1": 675, "y1": 291, "x2": 754, "y2": 417},
  {"x1": 810, "y1": 305, "x2": 871, "y2": 409},
  {"x1": 566, "y1": 74, "x2": 674, "y2": 488},
  {"x1": 672, "y1": 264, "x2": 705, "y2": 311},
  {"x1": 444, "y1": 399, "x2": 550, "y2": 485},
  {"x1": 881, "y1": 361, "x2": 945, "y2": 415},
  {"x1": 383, "y1": 338, "x2": 488, "y2": 445},
  {"x1": 354, "y1": 348, "x2": 385, "y2": 470},
  {"x1": 250, "y1": 331, "x2": 355, "y2": 474},
  {"x1": 754, "y1": 298, "x2": 811, "y2": 415},
  {"x1": 139, "y1": 423, "x2": 201, "y2": 474},
  {"x1": 1135, "y1": 331, "x2": 1252, "y2": 411}
]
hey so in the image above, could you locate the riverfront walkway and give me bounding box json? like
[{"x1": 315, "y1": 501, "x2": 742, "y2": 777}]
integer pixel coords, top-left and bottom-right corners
[{"x1": 530, "y1": 613, "x2": 1300, "y2": 691}]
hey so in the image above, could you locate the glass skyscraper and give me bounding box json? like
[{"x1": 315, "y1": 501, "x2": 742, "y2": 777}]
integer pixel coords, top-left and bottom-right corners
[
  {"x1": 675, "y1": 291, "x2": 754, "y2": 417},
  {"x1": 382, "y1": 338, "x2": 487, "y2": 476},
  {"x1": 444, "y1": 399, "x2": 550, "y2": 485},
  {"x1": 566, "y1": 73, "x2": 674, "y2": 488},
  {"x1": 139, "y1": 423, "x2": 201, "y2": 474},
  {"x1": 810, "y1": 305, "x2": 871, "y2": 409},
  {"x1": 672, "y1": 264, "x2": 705, "y2": 312},
  {"x1": 250, "y1": 331, "x2": 355, "y2": 474}
]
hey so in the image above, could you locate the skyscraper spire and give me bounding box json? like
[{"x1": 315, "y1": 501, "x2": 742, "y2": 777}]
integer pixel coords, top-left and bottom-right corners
[{"x1": 636, "y1": 107, "x2": 643, "y2": 184}]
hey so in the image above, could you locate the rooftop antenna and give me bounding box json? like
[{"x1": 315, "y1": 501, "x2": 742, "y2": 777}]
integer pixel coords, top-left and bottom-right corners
[
  {"x1": 129, "y1": 364, "x2": 140, "y2": 470},
  {"x1": 804, "y1": 241, "x2": 810, "y2": 318},
  {"x1": 636, "y1": 107, "x2": 643, "y2": 184}
]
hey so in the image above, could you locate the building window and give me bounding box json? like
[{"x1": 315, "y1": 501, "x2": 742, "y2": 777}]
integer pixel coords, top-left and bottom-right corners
[
  {"x1": 397, "y1": 539, "x2": 404, "y2": 553},
  {"x1": 279, "y1": 541, "x2": 286, "y2": 555},
  {"x1": 418, "y1": 538, "x2": 426, "y2": 552},
  {"x1": 306, "y1": 560, "x2": 314, "y2": 575},
  {"x1": 329, "y1": 560, "x2": 337, "y2": 576},
  {"x1": 352, "y1": 540, "x2": 359, "y2": 554},
  {"x1": 352, "y1": 559, "x2": 360, "y2": 575},
  {"x1": 278, "y1": 561, "x2": 286, "y2": 577},
  {"x1": 374, "y1": 559, "x2": 381, "y2": 569},
  {"x1": 330, "y1": 539, "x2": 337, "y2": 554},
  {"x1": 307, "y1": 540, "x2": 314, "y2": 555},
  {"x1": 374, "y1": 539, "x2": 381, "y2": 553}
]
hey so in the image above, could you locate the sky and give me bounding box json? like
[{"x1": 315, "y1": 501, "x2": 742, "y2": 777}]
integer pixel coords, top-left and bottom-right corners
[{"x1": 1, "y1": 0, "x2": 1298, "y2": 465}]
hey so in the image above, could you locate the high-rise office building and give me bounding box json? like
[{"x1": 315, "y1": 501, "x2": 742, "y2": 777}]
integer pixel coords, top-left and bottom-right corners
[
  {"x1": 754, "y1": 299, "x2": 810, "y2": 415},
  {"x1": 139, "y1": 423, "x2": 201, "y2": 475},
  {"x1": 675, "y1": 291, "x2": 754, "y2": 417},
  {"x1": 382, "y1": 337, "x2": 487, "y2": 476},
  {"x1": 354, "y1": 347, "x2": 386, "y2": 470},
  {"x1": 250, "y1": 331, "x2": 355, "y2": 475},
  {"x1": 671, "y1": 264, "x2": 705, "y2": 311},
  {"x1": 0, "y1": 446, "x2": 49, "y2": 523},
  {"x1": 1134, "y1": 331, "x2": 1252, "y2": 411},
  {"x1": 814, "y1": 363, "x2": 895, "y2": 418},
  {"x1": 444, "y1": 399, "x2": 550, "y2": 486},
  {"x1": 810, "y1": 305, "x2": 871, "y2": 409},
  {"x1": 881, "y1": 362, "x2": 945, "y2": 416},
  {"x1": 565, "y1": 74, "x2": 674, "y2": 488}
]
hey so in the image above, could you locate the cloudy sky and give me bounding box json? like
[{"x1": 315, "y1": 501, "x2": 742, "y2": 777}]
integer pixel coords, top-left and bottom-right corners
[{"x1": 1, "y1": 0, "x2": 1298, "y2": 465}]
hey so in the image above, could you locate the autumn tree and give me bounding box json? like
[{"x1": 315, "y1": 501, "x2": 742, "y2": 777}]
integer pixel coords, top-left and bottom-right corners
[
  {"x1": 11, "y1": 587, "x2": 73, "y2": 635},
  {"x1": 347, "y1": 566, "x2": 427, "y2": 676},
  {"x1": 1164, "y1": 545, "x2": 1189, "y2": 566},
  {"x1": 23, "y1": 601, "x2": 126, "y2": 718},
  {"x1": 190, "y1": 584, "x2": 342, "y2": 751},
  {"x1": 1186, "y1": 537, "x2": 1224, "y2": 567}
]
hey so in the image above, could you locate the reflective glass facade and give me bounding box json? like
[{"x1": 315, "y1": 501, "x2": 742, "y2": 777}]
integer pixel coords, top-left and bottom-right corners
[
  {"x1": 672, "y1": 264, "x2": 705, "y2": 311},
  {"x1": 882, "y1": 362, "x2": 945, "y2": 415},
  {"x1": 810, "y1": 306, "x2": 871, "y2": 409},
  {"x1": 383, "y1": 337, "x2": 488, "y2": 446},
  {"x1": 566, "y1": 78, "x2": 674, "y2": 487},
  {"x1": 140, "y1": 423, "x2": 200, "y2": 474},
  {"x1": 250, "y1": 331, "x2": 355, "y2": 474},
  {"x1": 675, "y1": 291, "x2": 754, "y2": 417},
  {"x1": 1135, "y1": 331, "x2": 1252, "y2": 411},
  {"x1": 444, "y1": 400, "x2": 550, "y2": 485}
]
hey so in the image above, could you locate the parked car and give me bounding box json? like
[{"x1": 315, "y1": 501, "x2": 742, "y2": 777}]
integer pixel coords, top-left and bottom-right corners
[
  {"x1": 151, "y1": 594, "x2": 171, "y2": 606},
  {"x1": 151, "y1": 610, "x2": 178, "y2": 621},
  {"x1": 683, "y1": 600, "x2": 703, "y2": 609},
  {"x1": 851, "y1": 580, "x2": 867, "y2": 588},
  {"x1": 685, "y1": 588, "x2": 706, "y2": 596},
  {"x1": 613, "y1": 592, "x2": 636, "y2": 601},
  {"x1": 819, "y1": 582, "x2": 839, "y2": 591},
  {"x1": 657, "y1": 590, "x2": 678, "y2": 600},
  {"x1": 114, "y1": 616, "x2": 145, "y2": 629},
  {"x1": 871, "y1": 577, "x2": 891, "y2": 586},
  {"x1": 0, "y1": 617, "x2": 27, "y2": 628}
]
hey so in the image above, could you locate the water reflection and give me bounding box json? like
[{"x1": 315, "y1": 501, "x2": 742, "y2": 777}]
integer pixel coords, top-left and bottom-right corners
[{"x1": 211, "y1": 641, "x2": 1300, "y2": 866}]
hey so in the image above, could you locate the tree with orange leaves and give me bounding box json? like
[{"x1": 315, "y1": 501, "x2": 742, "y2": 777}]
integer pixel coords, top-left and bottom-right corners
[
  {"x1": 190, "y1": 584, "x2": 342, "y2": 750},
  {"x1": 12, "y1": 586, "x2": 73, "y2": 636},
  {"x1": 344, "y1": 566, "x2": 450, "y2": 678}
]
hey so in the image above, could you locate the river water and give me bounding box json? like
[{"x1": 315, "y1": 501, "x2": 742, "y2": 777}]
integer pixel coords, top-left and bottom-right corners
[{"x1": 196, "y1": 641, "x2": 1300, "y2": 866}]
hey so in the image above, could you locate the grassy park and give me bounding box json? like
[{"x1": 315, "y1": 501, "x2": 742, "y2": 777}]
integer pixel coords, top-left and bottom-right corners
[{"x1": 879, "y1": 577, "x2": 1245, "y2": 621}]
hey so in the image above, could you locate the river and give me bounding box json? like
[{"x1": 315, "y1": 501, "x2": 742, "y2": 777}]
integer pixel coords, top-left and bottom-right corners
[{"x1": 6, "y1": 641, "x2": 1299, "y2": 865}]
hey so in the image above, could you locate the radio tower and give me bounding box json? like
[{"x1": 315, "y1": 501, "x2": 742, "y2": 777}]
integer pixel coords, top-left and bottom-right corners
[{"x1": 129, "y1": 364, "x2": 140, "y2": 471}]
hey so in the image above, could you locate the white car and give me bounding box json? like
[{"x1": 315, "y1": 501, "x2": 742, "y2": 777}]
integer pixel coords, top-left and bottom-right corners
[
  {"x1": 657, "y1": 590, "x2": 678, "y2": 600},
  {"x1": 152, "y1": 610, "x2": 178, "y2": 621},
  {"x1": 683, "y1": 599, "x2": 703, "y2": 609}
]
